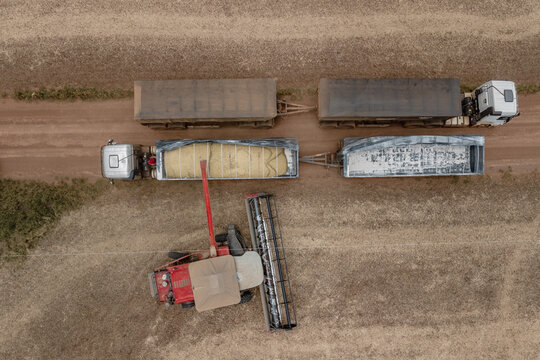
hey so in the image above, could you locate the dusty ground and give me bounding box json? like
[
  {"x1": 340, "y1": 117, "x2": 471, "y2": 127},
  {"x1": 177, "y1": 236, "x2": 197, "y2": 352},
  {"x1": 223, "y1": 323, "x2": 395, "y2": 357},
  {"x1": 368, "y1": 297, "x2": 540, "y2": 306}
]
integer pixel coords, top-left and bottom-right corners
[
  {"x1": 0, "y1": 175, "x2": 539, "y2": 359},
  {"x1": 1, "y1": 93, "x2": 539, "y2": 181},
  {"x1": 1, "y1": 1, "x2": 540, "y2": 89},
  {"x1": 1, "y1": 1, "x2": 539, "y2": 359}
]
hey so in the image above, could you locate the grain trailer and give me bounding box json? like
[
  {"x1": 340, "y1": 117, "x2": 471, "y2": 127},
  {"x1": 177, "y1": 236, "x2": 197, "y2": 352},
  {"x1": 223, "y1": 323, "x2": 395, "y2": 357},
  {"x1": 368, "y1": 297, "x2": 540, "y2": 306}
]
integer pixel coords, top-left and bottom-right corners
[
  {"x1": 135, "y1": 78, "x2": 314, "y2": 128},
  {"x1": 301, "y1": 135, "x2": 485, "y2": 177},
  {"x1": 101, "y1": 138, "x2": 299, "y2": 181},
  {"x1": 318, "y1": 78, "x2": 519, "y2": 128}
]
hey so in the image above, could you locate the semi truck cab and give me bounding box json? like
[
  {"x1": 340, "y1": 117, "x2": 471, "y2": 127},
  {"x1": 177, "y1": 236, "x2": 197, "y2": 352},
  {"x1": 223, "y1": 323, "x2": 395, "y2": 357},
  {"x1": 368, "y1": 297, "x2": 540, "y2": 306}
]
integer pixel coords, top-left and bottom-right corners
[
  {"x1": 101, "y1": 141, "x2": 155, "y2": 180},
  {"x1": 473, "y1": 80, "x2": 519, "y2": 126}
]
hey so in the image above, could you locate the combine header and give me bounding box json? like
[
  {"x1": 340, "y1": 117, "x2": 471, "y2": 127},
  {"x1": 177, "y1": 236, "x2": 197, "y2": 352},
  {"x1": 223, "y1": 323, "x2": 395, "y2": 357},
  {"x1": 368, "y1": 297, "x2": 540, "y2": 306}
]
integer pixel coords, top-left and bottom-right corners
[
  {"x1": 149, "y1": 161, "x2": 296, "y2": 331},
  {"x1": 245, "y1": 193, "x2": 297, "y2": 330}
]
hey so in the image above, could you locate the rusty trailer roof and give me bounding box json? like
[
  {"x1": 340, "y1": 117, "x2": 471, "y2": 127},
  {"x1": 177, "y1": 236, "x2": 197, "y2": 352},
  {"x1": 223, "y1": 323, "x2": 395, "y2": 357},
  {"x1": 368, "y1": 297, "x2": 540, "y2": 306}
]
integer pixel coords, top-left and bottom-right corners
[
  {"x1": 318, "y1": 78, "x2": 462, "y2": 120},
  {"x1": 134, "y1": 78, "x2": 277, "y2": 121}
]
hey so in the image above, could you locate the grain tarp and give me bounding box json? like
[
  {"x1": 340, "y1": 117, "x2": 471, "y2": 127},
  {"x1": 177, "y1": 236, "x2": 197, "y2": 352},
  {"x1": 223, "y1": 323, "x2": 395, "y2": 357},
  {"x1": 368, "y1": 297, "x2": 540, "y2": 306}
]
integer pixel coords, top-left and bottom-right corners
[{"x1": 155, "y1": 138, "x2": 299, "y2": 180}]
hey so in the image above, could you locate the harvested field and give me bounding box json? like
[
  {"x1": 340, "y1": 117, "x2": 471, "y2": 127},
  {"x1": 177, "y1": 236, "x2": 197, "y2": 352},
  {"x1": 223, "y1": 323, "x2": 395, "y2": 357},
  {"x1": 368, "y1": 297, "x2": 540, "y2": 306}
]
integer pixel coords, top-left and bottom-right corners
[
  {"x1": 1, "y1": 1, "x2": 540, "y2": 89},
  {"x1": 0, "y1": 175, "x2": 539, "y2": 359}
]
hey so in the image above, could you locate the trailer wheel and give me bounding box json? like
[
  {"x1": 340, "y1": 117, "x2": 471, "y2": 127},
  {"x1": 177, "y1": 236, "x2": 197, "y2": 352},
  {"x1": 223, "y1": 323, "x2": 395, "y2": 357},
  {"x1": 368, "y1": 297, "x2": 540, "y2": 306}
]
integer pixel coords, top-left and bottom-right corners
[
  {"x1": 215, "y1": 233, "x2": 228, "y2": 243},
  {"x1": 181, "y1": 301, "x2": 195, "y2": 308},
  {"x1": 239, "y1": 290, "x2": 253, "y2": 304},
  {"x1": 168, "y1": 251, "x2": 189, "y2": 260}
]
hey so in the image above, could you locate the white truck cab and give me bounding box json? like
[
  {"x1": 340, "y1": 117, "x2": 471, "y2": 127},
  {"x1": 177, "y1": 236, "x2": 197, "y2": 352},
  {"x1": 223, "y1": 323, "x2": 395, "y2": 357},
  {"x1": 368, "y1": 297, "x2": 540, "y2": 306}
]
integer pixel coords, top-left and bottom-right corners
[
  {"x1": 473, "y1": 80, "x2": 519, "y2": 126},
  {"x1": 100, "y1": 141, "x2": 155, "y2": 181},
  {"x1": 101, "y1": 143, "x2": 138, "y2": 180}
]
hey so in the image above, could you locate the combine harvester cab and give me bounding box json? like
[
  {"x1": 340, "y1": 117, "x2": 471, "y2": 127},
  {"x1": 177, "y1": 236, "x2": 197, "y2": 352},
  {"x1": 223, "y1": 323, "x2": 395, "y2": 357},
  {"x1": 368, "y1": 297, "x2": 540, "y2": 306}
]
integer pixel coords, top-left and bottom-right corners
[
  {"x1": 301, "y1": 135, "x2": 485, "y2": 177},
  {"x1": 101, "y1": 138, "x2": 299, "y2": 181},
  {"x1": 318, "y1": 78, "x2": 519, "y2": 128}
]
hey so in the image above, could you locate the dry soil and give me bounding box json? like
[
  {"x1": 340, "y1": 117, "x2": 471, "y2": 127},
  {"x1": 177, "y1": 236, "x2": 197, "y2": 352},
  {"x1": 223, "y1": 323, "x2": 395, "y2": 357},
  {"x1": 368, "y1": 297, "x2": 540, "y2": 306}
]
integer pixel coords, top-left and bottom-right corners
[
  {"x1": 0, "y1": 176, "x2": 539, "y2": 359},
  {"x1": 1, "y1": 1, "x2": 539, "y2": 359},
  {"x1": 1, "y1": 93, "x2": 540, "y2": 181},
  {"x1": 1, "y1": 1, "x2": 540, "y2": 89}
]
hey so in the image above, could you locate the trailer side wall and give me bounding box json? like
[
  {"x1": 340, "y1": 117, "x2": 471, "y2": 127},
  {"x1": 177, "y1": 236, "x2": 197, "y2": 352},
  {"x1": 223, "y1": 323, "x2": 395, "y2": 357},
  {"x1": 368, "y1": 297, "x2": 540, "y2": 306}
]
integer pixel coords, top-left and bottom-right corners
[
  {"x1": 340, "y1": 135, "x2": 484, "y2": 177},
  {"x1": 319, "y1": 78, "x2": 462, "y2": 124},
  {"x1": 155, "y1": 138, "x2": 299, "y2": 180},
  {"x1": 135, "y1": 79, "x2": 277, "y2": 126}
]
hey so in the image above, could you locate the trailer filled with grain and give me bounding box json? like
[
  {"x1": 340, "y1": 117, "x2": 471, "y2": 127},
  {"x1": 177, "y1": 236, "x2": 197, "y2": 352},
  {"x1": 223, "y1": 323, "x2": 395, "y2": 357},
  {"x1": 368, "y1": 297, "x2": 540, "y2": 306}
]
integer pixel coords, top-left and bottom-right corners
[{"x1": 101, "y1": 138, "x2": 299, "y2": 181}]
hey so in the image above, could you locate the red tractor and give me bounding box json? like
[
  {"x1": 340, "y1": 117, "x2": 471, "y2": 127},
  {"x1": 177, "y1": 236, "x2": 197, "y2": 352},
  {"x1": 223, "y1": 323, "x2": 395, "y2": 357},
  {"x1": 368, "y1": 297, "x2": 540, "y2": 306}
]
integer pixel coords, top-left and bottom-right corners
[{"x1": 148, "y1": 161, "x2": 297, "y2": 330}]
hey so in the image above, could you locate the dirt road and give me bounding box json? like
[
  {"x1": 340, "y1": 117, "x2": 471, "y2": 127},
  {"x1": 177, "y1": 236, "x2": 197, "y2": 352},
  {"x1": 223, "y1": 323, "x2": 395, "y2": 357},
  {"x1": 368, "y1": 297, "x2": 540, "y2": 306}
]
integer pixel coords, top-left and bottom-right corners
[
  {"x1": 1, "y1": 1, "x2": 539, "y2": 89},
  {"x1": 1, "y1": 93, "x2": 539, "y2": 181}
]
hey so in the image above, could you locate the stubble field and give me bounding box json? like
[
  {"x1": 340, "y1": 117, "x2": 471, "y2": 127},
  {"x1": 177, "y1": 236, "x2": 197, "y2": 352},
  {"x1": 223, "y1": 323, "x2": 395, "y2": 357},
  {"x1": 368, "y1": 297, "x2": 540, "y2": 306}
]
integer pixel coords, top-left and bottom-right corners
[{"x1": 1, "y1": 175, "x2": 539, "y2": 359}]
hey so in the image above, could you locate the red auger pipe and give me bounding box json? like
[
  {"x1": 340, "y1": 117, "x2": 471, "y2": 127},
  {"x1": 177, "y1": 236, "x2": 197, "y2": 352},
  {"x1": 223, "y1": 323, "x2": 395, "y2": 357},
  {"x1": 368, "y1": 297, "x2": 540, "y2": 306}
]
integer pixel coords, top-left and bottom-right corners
[{"x1": 200, "y1": 160, "x2": 217, "y2": 257}]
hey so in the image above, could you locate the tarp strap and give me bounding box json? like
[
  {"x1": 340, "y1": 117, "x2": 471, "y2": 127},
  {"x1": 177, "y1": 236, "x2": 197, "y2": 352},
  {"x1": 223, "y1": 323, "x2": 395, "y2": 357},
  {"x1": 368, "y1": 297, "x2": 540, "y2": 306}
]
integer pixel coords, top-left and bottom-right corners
[
  {"x1": 192, "y1": 143, "x2": 196, "y2": 177},
  {"x1": 178, "y1": 146, "x2": 182, "y2": 179},
  {"x1": 221, "y1": 143, "x2": 224, "y2": 178},
  {"x1": 275, "y1": 146, "x2": 278, "y2": 177}
]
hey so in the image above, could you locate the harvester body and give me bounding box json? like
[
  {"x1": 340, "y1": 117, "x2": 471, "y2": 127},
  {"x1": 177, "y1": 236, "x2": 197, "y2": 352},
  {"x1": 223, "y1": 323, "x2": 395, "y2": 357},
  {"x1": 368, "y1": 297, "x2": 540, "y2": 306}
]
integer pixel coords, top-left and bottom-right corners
[
  {"x1": 149, "y1": 245, "x2": 231, "y2": 306},
  {"x1": 149, "y1": 161, "x2": 296, "y2": 330}
]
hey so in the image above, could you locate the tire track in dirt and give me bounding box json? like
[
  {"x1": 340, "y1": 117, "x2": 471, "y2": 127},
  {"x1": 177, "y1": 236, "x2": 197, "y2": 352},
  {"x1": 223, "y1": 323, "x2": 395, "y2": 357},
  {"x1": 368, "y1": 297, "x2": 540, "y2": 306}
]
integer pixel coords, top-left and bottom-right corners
[{"x1": 0, "y1": 93, "x2": 539, "y2": 181}]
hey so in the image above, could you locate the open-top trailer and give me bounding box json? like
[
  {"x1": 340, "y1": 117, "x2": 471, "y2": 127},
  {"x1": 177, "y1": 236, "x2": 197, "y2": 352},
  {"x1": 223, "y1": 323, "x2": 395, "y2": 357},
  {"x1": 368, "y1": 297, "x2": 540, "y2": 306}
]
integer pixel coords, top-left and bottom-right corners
[
  {"x1": 301, "y1": 135, "x2": 485, "y2": 177},
  {"x1": 149, "y1": 161, "x2": 296, "y2": 331}
]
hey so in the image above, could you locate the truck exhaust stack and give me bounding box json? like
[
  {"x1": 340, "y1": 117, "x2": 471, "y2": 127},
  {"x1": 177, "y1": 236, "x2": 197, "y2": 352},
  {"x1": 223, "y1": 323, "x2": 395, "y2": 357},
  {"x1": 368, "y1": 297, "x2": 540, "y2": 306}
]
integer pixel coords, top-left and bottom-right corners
[{"x1": 245, "y1": 194, "x2": 297, "y2": 331}]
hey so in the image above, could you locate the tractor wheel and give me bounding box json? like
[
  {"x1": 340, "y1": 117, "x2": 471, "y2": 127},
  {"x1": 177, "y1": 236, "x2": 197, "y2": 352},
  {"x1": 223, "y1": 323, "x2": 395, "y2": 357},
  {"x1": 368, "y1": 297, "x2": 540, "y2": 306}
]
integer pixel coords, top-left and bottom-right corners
[
  {"x1": 239, "y1": 290, "x2": 253, "y2": 304},
  {"x1": 181, "y1": 301, "x2": 195, "y2": 308},
  {"x1": 168, "y1": 251, "x2": 189, "y2": 260},
  {"x1": 215, "y1": 233, "x2": 228, "y2": 243}
]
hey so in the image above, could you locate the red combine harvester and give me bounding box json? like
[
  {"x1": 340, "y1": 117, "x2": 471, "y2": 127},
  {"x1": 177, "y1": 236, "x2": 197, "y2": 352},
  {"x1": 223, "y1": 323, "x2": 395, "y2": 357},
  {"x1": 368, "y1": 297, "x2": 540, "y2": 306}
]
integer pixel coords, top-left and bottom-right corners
[{"x1": 148, "y1": 161, "x2": 296, "y2": 331}]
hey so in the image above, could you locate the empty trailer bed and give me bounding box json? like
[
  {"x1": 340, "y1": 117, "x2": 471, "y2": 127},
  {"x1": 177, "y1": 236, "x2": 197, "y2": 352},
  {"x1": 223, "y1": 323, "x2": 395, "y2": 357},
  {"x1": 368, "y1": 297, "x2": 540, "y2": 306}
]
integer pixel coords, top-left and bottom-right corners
[{"x1": 339, "y1": 135, "x2": 484, "y2": 177}]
